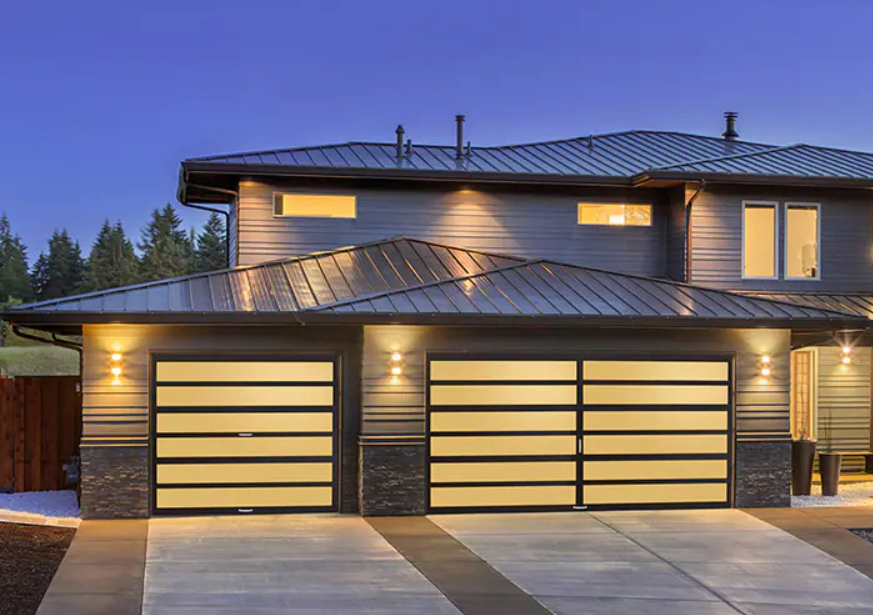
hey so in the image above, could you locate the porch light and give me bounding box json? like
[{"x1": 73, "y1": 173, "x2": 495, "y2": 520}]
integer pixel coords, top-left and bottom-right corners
[
  {"x1": 109, "y1": 351, "x2": 123, "y2": 379},
  {"x1": 761, "y1": 355, "x2": 771, "y2": 364},
  {"x1": 761, "y1": 366, "x2": 771, "y2": 377},
  {"x1": 388, "y1": 350, "x2": 404, "y2": 377},
  {"x1": 760, "y1": 354, "x2": 772, "y2": 377},
  {"x1": 840, "y1": 345, "x2": 853, "y2": 365}
]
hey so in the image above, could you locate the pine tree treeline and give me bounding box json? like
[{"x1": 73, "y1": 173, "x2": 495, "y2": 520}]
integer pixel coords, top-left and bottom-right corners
[{"x1": 0, "y1": 204, "x2": 227, "y2": 306}]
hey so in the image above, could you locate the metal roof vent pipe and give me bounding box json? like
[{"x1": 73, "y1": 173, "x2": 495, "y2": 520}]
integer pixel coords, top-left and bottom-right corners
[
  {"x1": 455, "y1": 114, "x2": 466, "y2": 159},
  {"x1": 722, "y1": 112, "x2": 739, "y2": 141},
  {"x1": 395, "y1": 125, "x2": 405, "y2": 159}
]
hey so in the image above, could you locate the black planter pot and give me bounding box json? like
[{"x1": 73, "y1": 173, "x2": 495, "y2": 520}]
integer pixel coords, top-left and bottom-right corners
[
  {"x1": 819, "y1": 453, "x2": 842, "y2": 497},
  {"x1": 791, "y1": 440, "x2": 816, "y2": 496}
]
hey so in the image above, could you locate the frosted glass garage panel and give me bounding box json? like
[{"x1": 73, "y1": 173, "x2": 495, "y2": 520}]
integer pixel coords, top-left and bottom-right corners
[
  {"x1": 156, "y1": 361, "x2": 334, "y2": 382},
  {"x1": 584, "y1": 483, "x2": 728, "y2": 505},
  {"x1": 431, "y1": 411, "x2": 576, "y2": 432},
  {"x1": 430, "y1": 361, "x2": 577, "y2": 382},
  {"x1": 430, "y1": 385, "x2": 577, "y2": 406},
  {"x1": 431, "y1": 485, "x2": 576, "y2": 508},
  {"x1": 583, "y1": 385, "x2": 728, "y2": 406},
  {"x1": 155, "y1": 385, "x2": 334, "y2": 407},
  {"x1": 156, "y1": 486, "x2": 333, "y2": 509},
  {"x1": 584, "y1": 361, "x2": 728, "y2": 382}
]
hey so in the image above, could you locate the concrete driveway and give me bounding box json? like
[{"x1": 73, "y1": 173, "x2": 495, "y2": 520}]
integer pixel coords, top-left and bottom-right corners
[
  {"x1": 143, "y1": 515, "x2": 459, "y2": 614},
  {"x1": 432, "y1": 509, "x2": 873, "y2": 614}
]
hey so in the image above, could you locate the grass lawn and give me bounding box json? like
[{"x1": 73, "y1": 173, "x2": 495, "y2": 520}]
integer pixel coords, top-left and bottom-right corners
[{"x1": 0, "y1": 347, "x2": 79, "y2": 377}]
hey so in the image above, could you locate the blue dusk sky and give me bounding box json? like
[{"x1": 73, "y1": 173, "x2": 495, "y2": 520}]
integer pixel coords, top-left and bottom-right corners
[{"x1": 1, "y1": 0, "x2": 872, "y2": 257}]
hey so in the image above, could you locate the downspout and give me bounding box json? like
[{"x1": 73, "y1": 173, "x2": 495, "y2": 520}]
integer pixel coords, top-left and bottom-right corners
[
  {"x1": 179, "y1": 182, "x2": 240, "y2": 269},
  {"x1": 684, "y1": 180, "x2": 706, "y2": 283}
]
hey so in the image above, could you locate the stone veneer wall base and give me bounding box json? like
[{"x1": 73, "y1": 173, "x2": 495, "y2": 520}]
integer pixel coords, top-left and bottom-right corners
[
  {"x1": 735, "y1": 440, "x2": 791, "y2": 508},
  {"x1": 359, "y1": 442, "x2": 425, "y2": 516},
  {"x1": 80, "y1": 445, "x2": 149, "y2": 519}
]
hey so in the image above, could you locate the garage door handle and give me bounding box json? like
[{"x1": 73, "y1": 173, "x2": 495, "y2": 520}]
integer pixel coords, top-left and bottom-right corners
[{"x1": 238, "y1": 433, "x2": 253, "y2": 437}]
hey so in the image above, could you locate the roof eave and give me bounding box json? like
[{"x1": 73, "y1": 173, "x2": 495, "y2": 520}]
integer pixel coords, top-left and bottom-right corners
[
  {"x1": 637, "y1": 170, "x2": 873, "y2": 190},
  {"x1": 179, "y1": 161, "x2": 635, "y2": 190},
  {"x1": 3, "y1": 310, "x2": 866, "y2": 332}
]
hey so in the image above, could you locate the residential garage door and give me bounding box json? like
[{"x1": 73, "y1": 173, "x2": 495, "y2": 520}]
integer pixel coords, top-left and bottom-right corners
[
  {"x1": 152, "y1": 356, "x2": 338, "y2": 516},
  {"x1": 427, "y1": 357, "x2": 731, "y2": 513}
]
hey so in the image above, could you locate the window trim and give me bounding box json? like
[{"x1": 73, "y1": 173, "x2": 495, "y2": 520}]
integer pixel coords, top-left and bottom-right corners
[
  {"x1": 741, "y1": 200, "x2": 780, "y2": 280},
  {"x1": 783, "y1": 201, "x2": 821, "y2": 281},
  {"x1": 576, "y1": 202, "x2": 653, "y2": 227},
  {"x1": 272, "y1": 192, "x2": 357, "y2": 219}
]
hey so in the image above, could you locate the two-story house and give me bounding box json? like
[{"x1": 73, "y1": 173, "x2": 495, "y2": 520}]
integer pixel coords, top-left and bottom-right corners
[{"x1": 6, "y1": 113, "x2": 872, "y2": 519}]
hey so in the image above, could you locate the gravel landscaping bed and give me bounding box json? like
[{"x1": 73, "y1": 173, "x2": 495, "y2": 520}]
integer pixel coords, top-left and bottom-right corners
[
  {"x1": 793, "y1": 480, "x2": 873, "y2": 507},
  {"x1": 0, "y1": 523, "x2": 75, "y2": 615},
  {"x1": 0, "y1": 491, "x2": 79, "y2": 519}
]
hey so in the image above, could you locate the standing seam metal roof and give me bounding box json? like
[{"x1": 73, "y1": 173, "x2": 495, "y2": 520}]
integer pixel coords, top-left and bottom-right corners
[{"x1": 8, "y1": 238, "x2": 862, "y2": 327}]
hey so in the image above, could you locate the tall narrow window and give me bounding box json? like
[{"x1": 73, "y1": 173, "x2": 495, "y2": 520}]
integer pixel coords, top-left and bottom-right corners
[
  {"x1": 790, "y1": 350, "x2": 817, "y2": 440},
  {"x1": 743, "y1": 202, "x2": 777, "y2": 278},
  {"x1": 785, "y1": 203, "x2": 820, "y2": 279}
]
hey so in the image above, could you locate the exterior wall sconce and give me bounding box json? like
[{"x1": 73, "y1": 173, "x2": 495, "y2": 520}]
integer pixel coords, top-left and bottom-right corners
[
  {"x1": 841, "y1": 346, "x2": 853, "y2": 365},
  {"x1": 760, "y1": 354, "x2": 772, "y2": 377},
  {"x1": 389, "y1": 351, "x2": 404, "y2": 377},
  {"x1": 109, "y1": 351, "x2": 123, "y2": 379}
]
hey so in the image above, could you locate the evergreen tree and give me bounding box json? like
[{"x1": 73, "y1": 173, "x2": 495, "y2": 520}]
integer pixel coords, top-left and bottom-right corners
[
  {"x1": 0, "y1": 213, "x2": 33, "y2": 304},
  {"x1": 30, "y1": 229, "x2": 85, "y2": 301},
  {"x1": 138, "y1": 204, "x2": 194, "y2": 281},
  {"x1": 81, "y1": 220, "x2": 140, "y2": 292},
  {"x1": 194, "y1": 212, "x2": 227, "y2": 272}
]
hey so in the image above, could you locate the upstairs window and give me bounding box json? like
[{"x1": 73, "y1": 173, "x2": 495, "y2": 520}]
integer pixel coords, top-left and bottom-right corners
[
  {"x1": 743, "y1": 202, "x2": 778, "y2": 278},
  {"x1": 785, "y1": 203, "x2": 820, "y2": 279},
  {"x1": 274, "y1": 193, "x2": 356, "y2": 218},
  {"x1": 577, "y1": 203, "x2": 651, "y2": 226}
]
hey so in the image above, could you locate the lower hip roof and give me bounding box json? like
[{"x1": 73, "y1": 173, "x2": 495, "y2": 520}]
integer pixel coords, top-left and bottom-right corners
[
  {"x1": 746, "y1": 293, "x2": 873, "y2": 321},
  {"x1": 4, "y1": 238, "x2": 866, "y2": 331}
]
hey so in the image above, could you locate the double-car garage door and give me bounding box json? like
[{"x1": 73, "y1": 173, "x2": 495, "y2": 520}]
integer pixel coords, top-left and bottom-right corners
[
  {"x1": 428, "y1": 357, "x2": 731, "y2": 512},
  {"x1": 152, "y1": 356, "x2": 338, "y2": 515}
]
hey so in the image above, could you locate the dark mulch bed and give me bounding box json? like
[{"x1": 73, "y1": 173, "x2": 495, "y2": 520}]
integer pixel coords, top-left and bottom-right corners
[
  {"x1": 851, "y1": 528, "x2": 873, "y2": 544},
  {"x1": 0, "y1": 523, "x2": 75, "y2": 615}
]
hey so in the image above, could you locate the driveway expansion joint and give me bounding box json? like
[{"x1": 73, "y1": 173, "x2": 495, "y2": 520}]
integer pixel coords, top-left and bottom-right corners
[{"x1": 367, "y1": 516, "x2": 552, "y2": 615}]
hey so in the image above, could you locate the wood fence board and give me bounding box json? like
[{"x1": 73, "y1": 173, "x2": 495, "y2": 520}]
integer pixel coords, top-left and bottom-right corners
[
  {"x1": 0, "y1": 377, "x2": 81, "y2": 492},
  {"x1": 0, "y1": 380, "x2": 13, "y2": 490}
]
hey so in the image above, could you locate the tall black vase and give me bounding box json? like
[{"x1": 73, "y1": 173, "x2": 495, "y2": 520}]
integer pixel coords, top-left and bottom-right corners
[
  {"x1": 819, "y1": 453, "x2": 842, "y2": 497},
  {"x1": 791, "y1": 439, "x2": 816, "y2": 496}
]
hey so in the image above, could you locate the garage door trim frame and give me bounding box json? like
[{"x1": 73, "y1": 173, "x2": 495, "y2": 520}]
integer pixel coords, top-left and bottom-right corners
[{"x1": 149, "y1": 351, "x2": 342, "y2": 517}]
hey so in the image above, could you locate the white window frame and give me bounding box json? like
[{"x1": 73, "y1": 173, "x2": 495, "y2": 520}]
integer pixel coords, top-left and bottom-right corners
[
  {"x1": 741, "y1": 200, "x2": 780, "y2": 280},
  {"x1": 783, "y1": 202, "x2": 821, "y2": 281},
  {"x1": 272, "y1": 192, "x2": 357, "y2": 219}
]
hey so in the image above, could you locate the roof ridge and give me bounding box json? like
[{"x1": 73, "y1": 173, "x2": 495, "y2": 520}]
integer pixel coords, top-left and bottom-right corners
[
  {"x1": 11, "y1": 237, "x2": 529, "y2": 311},
  {"x1": 307, "y1": 259, "x2": 542, "y2": 312},
  {"x1": 652, "y1": 143, "x2": 803, "y2": 170}
]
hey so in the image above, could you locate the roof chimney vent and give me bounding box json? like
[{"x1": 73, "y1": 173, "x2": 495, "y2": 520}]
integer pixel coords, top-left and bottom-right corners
[
  {"x1": 395, "y1": 125, "x2": 405, "y2": 158},
  {"x1": 455, "y1": 114, "x2": 466, "y2": 159},
  {"x1": 722, "y1": 112, "x2": 739, "y2": 141}
]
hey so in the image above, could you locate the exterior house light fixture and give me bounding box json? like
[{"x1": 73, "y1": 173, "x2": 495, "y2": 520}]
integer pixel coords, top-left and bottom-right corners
[
  {"x1": 389, "y1": 350, "x2": 404, "y2": 377},
  {"x1": 841, "y1": 345, "x2": 853, "y2": 365},
  {"x1": 760, "y1": 355, "x2": 772, "y2": 377},
  {"x1": 109, "y1": 351, "x2": 123, "y2": 379}
]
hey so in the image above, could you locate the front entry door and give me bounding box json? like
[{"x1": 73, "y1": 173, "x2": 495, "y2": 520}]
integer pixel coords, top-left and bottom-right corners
[{"x1": 427, "y1": 357, "x2": 732, "y2": 513}]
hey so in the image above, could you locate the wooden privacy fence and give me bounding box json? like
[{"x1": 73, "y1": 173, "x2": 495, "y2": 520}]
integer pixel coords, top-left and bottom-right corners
[{"x1": 0, "y1": 376, "x2": 81, "y2": 492}]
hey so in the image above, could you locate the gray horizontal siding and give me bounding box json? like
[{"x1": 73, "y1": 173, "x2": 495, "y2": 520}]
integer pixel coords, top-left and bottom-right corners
[
  {"x1": 816, "y1": 346, "x2": 871, "y2": 472},
  {"x1": 236, "y1": 181, "x2": 666, "y2": 277},
  {"x1": 690, "y1": 186, "x2": 873, "y2": 292},
  {"x1": 81, "y1": 324, "x2": 362, "y2": 444},
  {"x1": 362, "y1": 325, "x2": 790, "y2": 441}
]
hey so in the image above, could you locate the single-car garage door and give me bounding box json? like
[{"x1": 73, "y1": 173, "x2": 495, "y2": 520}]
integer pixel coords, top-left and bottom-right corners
[
  {"x1": 427, "y1": 357, "x2": 731, "y2": 513},
  {"x1": 152, "y1": 356, "x2": 338, "y2": 515}
]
